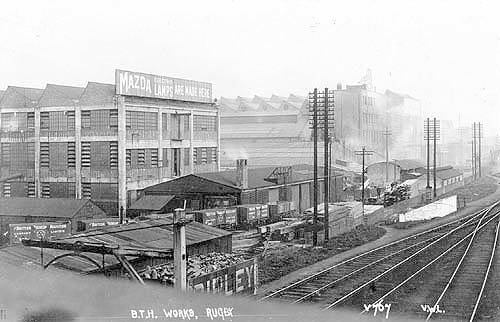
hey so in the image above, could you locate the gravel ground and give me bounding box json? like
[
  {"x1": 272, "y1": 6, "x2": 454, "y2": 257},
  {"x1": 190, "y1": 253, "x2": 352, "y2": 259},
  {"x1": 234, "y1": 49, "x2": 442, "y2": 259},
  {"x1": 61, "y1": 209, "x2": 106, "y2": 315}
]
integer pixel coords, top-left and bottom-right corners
[{"x1": 256, "y1": 175, "x2": 500, "y2": 296}]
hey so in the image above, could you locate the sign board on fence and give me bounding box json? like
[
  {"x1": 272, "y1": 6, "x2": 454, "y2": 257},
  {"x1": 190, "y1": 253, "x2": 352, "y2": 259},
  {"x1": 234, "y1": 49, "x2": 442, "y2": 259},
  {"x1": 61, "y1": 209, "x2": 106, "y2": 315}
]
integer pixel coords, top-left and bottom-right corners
[
  {"x1": 9, "y1": 221, "x2": 71, "y2": 245},
  {"x1": 188, "y1": 258, "x2": 257, "y2": 295},
  {"x1": 115, "y1": 69, "x2": 212, "y2": 103}
]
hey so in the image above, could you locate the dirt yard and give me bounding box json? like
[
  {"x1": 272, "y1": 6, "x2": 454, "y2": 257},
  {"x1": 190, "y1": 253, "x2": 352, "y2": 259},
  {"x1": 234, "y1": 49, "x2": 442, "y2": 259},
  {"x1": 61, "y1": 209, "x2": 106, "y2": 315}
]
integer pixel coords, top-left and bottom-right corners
[{"x1": 257, "y1": 225, "x2": 386, "y2": 285}]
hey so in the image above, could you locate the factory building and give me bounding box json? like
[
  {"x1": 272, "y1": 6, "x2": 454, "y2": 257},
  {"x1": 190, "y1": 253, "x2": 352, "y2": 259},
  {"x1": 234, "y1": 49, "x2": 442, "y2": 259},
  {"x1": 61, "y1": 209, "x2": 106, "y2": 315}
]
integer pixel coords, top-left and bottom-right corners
[
  {"x1": 218, "y1": 83, "x2": 423, "y2": 169},
  {"x1": 0, "y1": 69, "x2": 219, "y2": 217}
]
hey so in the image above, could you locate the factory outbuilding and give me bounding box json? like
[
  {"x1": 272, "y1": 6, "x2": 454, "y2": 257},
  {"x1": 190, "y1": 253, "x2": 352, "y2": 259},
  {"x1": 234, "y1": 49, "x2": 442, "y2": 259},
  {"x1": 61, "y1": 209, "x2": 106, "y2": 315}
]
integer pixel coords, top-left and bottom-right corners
[
  {"x1": 139, "y1": 161, "x2": 345, "y2": 215},
  {"x1": 366, "y1": 159, "x2": 425, "y2": 186},
  {"x1": 0, "y1": 197, "x2": 106, "y2": 236},
  {"x1": 0, "y1": 218, "x2": 232, "y2": 276}
]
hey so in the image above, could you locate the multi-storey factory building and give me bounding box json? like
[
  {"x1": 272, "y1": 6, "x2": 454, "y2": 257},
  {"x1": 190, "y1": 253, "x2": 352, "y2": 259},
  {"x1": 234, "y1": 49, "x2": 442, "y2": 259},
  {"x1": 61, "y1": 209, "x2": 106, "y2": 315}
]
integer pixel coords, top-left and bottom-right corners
[{"x1": 0, "y1": 69, "x2": 219, "y2": 217}]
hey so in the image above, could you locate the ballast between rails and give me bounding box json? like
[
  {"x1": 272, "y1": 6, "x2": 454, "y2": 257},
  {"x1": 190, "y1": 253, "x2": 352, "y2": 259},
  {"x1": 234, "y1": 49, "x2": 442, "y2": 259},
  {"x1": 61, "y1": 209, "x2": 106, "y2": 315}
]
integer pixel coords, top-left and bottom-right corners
[
  {"x1": 260, "y1": 203, "x2": 497, "y2": 302},
  {"x1": 322, "y1": 205, "x2": 500, "y2": 310},
  {"x1": 351, "y1": 205, "x2": 499, "y2": 315}
]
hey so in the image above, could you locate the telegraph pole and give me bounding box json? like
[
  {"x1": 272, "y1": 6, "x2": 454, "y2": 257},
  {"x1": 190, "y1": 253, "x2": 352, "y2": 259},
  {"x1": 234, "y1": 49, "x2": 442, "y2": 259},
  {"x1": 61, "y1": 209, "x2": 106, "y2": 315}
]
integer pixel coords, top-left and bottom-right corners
[
  {"x1": 382, "y1": 127, "x2": 392, "y2": 183},
  {"x1": 312, "y1": 89, "x2": 318, "y2": 246},
  {"x1": 473, "y1": 123, "x2": 477, "y2": 180},
  {"x1": 355, "y1": 147, "x2": 374, "y2": 225},
  {"x1": 478, "y1": 122, "x2": 482, "y2": 178},
  {"x1": 424, "y1": 118, "x2": 440, "y2": 199},
  {"x1": 424, "y1": 118, "x2": 431, "y2": 200},
  {"x1": 323, "y1": 88, "x2": 329, "y2": 241},
  {"x1": 433, "y1": 118, "x2": 439, "y2": 198},
  {"x1": 309, "y1": 88, "x2": 334, "y2": 244}
]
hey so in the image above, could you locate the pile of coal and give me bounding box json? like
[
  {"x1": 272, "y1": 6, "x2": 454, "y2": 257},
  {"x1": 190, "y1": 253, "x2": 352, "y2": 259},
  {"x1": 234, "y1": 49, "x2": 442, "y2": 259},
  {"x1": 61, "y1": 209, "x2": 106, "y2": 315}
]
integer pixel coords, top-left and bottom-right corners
[{"x1": 140, "y1": 252, "x2": 246, "y2": 284}]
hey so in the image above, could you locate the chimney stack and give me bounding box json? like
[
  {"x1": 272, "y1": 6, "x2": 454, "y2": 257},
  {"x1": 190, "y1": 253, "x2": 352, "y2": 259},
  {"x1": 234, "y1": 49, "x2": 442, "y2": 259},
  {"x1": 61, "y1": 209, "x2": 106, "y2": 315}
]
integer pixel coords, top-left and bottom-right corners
[{"x1": 236, "y1": 159, "x2": 248, "y2": 189}]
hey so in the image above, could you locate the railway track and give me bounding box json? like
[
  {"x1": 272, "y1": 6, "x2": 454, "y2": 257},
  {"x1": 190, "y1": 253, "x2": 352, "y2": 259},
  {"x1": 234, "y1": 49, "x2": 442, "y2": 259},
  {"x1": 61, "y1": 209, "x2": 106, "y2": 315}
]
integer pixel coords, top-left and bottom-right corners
[{"x1": 260, "y1": 201, "x2": 500, "y2": 320}]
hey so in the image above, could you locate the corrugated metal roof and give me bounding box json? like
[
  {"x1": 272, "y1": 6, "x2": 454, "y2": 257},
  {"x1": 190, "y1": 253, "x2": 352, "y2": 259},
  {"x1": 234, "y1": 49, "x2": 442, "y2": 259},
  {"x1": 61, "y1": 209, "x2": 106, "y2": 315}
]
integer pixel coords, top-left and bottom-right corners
[
  {"x1": 395, "y1": 159, "x2": 425, "y2": 170},
  {"x1": 436, "y1": 168, "x2": 463, "y2": 180},
  {"x1": 0, "y1": 197, "x2": 97, "y2": 218},
  {"x1": 129, "y1": 195, "x2": 175, "y2": 211},
  {"x1": 0, "y1": 218, "x2": 231, "y2": 273},
  {"x1": 38, "y1": 84, "x2": 85, "y2": 107},
  {"x1": 369, "y1": 159, "x2": 424, "y2": 171},
  {"x1": 0, "y1": 86, "x2": 44, "y2": 108},
  {"x1": 196, "y1": 164, "x2": 331, "y2": 190}
]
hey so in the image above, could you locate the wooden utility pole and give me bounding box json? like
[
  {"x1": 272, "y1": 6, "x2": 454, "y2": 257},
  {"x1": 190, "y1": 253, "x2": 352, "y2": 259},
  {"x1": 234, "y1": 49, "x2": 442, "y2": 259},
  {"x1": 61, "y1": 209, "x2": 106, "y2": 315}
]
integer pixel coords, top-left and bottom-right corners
[
  {"x1": 473, "y1": 122, "x2": 477, "y2": 180},
  {"x1": 355, "y1": 147, "x2": 374, "y2": 225},
  {"x1": 309, "y1": 88, "x2": 334, "y2": 244},
  {"x1": 424, "y1": 118, "x2": 440, "y2": 199},
  {"x1": 312, "y1": 89, "x2": 319, "y2": 246},
  {"x1": 383, "y1": 127, "x2": 392, "y2": 183},
  {"x1": 433, "y1": 117, "x2": 437, "y2": 198},
  {"x1": 323, "y1": 88, "x2": 330, "y2": 241},
  {"x1": 173, "y1": 208, "x2": 187, "y2": 291},
  {"x1": 424, "y1": 118, "x2": 431, "y2": 199},
  {"x1": 478, "y1": 122, "x2": 482, "y2": 178}
]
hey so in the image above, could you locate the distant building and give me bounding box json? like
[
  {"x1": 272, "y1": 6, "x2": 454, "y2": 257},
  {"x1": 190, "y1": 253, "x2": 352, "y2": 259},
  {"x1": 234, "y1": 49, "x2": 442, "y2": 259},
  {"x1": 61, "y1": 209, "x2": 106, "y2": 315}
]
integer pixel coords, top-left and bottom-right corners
[
  {"x1": 219, "y1": 94, "x2": 312, "y2": 167},
  {"x1": 0, "y1": 69, "x2": 219, "y2": 218},
  {"x1": 366, "y1": 159, "x2": 425, "y2": 187},
  {"x1": 333, "y1": 84, "x2": 387, "y2": 159},
  {"x1": 219, "y1": 84, "x2": 424, "y2": 169},
  {"x1": 404, "y1": 166, "x2": 464, "y2": 197},
  {"x1": 384, "y1": 90, "x2": 424, "y2": 160}
]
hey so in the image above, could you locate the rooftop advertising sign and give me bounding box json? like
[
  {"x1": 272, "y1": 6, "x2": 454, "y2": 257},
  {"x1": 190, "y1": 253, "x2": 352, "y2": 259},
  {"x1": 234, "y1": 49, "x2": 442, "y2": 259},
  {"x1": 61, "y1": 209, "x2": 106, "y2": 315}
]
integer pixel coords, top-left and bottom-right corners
[{"x1": 115, "y1": 69, "x2": 212, "y2": 103}]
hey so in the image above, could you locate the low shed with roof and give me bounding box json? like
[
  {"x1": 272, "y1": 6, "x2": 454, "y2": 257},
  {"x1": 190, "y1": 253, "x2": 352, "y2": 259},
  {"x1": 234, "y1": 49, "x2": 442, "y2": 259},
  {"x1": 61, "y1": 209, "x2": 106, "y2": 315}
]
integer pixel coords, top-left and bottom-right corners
[
  {"x1": 366, "y1": 159, "x2": 426, "y2": 186},
  {"x1": 0, "y1": 218, "x2": 232, "y2": 277},
  {"x1": 0, "y1": 197, "x2": 106, "y2": 237}
]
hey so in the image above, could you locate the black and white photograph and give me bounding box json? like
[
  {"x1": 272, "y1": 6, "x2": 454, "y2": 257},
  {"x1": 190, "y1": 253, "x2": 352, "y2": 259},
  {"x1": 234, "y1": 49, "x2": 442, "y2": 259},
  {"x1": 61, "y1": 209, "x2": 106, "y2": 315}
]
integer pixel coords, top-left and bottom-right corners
[{"x1": 0, "y1": 1, "x2": 500, "y2": 321}]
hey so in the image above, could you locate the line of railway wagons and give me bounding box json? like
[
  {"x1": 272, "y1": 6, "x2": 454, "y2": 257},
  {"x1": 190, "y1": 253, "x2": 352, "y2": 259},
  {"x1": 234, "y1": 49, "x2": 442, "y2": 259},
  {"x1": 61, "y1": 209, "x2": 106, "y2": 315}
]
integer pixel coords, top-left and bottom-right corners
[{"x1": 188, "y1": 201, "x2": 298, "y2": 230}]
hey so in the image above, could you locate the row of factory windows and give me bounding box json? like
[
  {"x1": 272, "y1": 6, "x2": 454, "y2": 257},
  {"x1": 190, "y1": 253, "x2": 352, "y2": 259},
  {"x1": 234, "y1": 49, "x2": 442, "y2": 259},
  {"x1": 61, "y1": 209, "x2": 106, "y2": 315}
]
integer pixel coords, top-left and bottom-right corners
[
  {"x1": 0, "y1": 111, "x2": 216, "y2": 135},
  {"x1": 0, "y1": 142, "x2": 217, "y2": 170},
  {"x1": 1, "y1": 182, "x2": 118, "y2": 200}
]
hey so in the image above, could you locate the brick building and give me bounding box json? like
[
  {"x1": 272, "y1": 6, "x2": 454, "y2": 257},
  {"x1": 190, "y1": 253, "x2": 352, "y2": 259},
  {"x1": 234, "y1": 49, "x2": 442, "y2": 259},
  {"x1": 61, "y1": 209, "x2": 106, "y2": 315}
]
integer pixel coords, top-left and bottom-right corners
[{"x1": 0, "y1": 69, "x2": 219, "y2": 218}]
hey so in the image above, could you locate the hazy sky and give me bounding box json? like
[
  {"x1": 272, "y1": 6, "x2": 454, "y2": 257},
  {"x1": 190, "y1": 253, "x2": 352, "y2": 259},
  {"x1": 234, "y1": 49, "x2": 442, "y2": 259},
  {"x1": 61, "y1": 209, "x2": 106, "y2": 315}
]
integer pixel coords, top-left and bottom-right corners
[{"x1": 1, "y1": 0, "x2": 499, "y2": 131}]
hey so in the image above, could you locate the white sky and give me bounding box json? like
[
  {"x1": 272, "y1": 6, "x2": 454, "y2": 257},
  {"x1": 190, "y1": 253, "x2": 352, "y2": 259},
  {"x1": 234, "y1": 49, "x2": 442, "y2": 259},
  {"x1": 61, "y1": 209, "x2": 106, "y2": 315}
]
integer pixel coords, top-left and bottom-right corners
[{"x1": 0, "y1": 0, "x2": 499, "y2": 132}]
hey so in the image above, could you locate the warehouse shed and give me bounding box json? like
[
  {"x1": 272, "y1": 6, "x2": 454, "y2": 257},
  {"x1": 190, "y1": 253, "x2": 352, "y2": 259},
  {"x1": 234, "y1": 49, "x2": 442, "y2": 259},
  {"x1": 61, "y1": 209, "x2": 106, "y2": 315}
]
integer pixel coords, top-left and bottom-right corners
[
  {"x1": 142, "y1": 162, "x2": 345, "y2": 214},
  {"x1": 0, "y1": 197, "x2": 106, "y2": 237},
  {"x1": 0, "y1": 218, "x2": 232, "y2": 276}
]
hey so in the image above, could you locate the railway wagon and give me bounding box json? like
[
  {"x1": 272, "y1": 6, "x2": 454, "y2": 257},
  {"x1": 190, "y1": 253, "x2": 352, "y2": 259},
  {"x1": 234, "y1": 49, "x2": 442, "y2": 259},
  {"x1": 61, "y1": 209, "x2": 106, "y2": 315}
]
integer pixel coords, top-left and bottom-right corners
[
  {"x1": 223, "y1": 208, "x2": 237, "y2": 228},
  {"x1": 267, "y1": 201, "x2": 298, "y2": 222},
  {"x1": 193, "y1": 209, "x2": 217, "y2": 226},
  {"x1": 236, "y1": 204, "x2": 258, "y2": 229}
]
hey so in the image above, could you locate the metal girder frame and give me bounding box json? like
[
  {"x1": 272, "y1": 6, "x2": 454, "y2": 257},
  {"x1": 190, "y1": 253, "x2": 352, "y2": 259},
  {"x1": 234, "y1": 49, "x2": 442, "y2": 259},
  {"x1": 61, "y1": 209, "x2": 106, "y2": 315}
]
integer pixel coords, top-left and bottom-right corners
[{"x1": 22, "y1": 239, "x2": 173, "y2": 284}]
